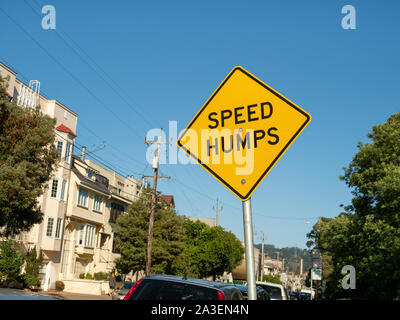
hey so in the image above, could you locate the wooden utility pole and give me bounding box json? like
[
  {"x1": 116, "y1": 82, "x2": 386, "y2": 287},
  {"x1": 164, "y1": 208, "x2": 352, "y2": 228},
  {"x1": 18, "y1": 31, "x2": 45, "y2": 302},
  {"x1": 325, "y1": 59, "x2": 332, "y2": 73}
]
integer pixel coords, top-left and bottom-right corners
[
  {"x1": 317, "y1": 216, "x2": 322, "y2": 248},
  {"x1": 144, "y1": 133, "x2": 170, "y2": 276},
  {"x1": 300, "y1": 258, "x2": 303, "y2": 275}
]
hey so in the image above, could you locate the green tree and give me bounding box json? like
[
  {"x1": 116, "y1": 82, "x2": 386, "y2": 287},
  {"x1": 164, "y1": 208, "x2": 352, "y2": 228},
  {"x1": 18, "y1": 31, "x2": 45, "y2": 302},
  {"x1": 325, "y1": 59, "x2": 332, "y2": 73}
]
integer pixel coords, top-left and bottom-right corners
[
  {"x1": 176, "y1": 219, "x2": 244, "y2": 280},
  {"x1": 23, "y1": 246, "x2": 44, "y2": 288},
  {"x1": 114, "y1": 189, "x2": 185, "y2": 276},
  {"x1": 0, "y1": 240, "x2": 24, "y2": 284},
  {"x1": 262, "y1": 274, "x2": 281, "y2": 284},
  {"x1": 341, "y1": 113, "x2": 400, "y2": 226},
  {"x1": 0, "y1": 75, "x2": 58, "y2": 237},
  {"x1": 307, "y1": 114, "x2": 400, "y2": 299}
]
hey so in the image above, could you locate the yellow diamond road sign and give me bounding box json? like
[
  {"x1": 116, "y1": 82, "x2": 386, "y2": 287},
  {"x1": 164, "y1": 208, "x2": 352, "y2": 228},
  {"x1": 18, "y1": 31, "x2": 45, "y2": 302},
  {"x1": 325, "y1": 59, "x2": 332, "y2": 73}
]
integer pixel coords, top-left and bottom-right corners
[{"x1": 177, "y1": 66, "x2": 311, "y2": 201}]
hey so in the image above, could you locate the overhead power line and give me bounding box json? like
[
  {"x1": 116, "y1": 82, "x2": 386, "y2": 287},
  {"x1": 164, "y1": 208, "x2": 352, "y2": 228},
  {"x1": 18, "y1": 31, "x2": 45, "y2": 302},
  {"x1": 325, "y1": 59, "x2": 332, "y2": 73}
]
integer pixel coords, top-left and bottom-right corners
[
  {"x1": 0, "y1": 6, "x2": 145, "y2": 142},
  {"x1": 26, "y1": 0, "x2": 161, "y2": 130}
]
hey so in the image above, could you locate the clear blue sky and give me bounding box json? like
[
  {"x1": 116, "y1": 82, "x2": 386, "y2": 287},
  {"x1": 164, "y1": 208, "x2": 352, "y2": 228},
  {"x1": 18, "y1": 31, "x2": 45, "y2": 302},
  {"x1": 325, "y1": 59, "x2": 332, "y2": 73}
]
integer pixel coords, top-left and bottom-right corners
[{"x1": 1, "y1": 0, "x2": 399, "y2": 249}]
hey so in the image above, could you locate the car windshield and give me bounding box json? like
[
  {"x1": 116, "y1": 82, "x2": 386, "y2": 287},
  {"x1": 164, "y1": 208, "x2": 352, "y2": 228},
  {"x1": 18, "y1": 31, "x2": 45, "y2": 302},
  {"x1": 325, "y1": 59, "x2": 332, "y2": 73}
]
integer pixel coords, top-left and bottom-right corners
[
  {"x1": 300, "y1": 293, "x2": 311, "y2": 299},
  {"x1": 122, "y1": 282, "x2": 135, "y2": 290},
  {"x1": 258, "y1": 285, "x2": 282, "y2": 299},
  {"x1": 234, "y1": 285, "x2": 268, "y2": 300},
  {"x1": 131, "y1": 279, "x2": 219, "y2": 300}
]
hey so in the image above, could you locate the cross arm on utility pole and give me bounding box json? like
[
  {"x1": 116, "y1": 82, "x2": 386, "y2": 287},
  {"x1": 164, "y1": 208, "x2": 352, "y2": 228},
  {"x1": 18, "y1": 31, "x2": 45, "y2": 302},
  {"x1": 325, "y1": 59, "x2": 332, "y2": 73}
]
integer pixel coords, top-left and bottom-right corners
[
  {"x1": 144, "y1": 134, "x2": 172, "y2": 146},
  {"x1": 142, "y1": 175, "x2": 171, "y2": 180}
]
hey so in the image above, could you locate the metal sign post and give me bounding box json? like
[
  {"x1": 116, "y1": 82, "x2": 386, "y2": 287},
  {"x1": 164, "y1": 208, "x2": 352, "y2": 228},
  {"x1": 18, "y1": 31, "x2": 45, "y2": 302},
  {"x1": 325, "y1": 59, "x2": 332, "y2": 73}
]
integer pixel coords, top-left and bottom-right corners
[{"x1": 242, "y1": 198, "x2": 257, "y2": 300}]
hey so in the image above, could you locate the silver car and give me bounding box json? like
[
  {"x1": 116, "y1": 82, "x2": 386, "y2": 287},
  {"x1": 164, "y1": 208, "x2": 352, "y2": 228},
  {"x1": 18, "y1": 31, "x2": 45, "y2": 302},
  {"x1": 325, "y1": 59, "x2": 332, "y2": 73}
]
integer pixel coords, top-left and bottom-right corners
[
  {"x1": 0, "y1": 288, "x2": 61, "y2": 300},
  {"x1": 112, "y1": 282, "x2": 136, "y2": 300},
  {"x1": 256, "y1": 281, "x2": 289, "y2": 300}
]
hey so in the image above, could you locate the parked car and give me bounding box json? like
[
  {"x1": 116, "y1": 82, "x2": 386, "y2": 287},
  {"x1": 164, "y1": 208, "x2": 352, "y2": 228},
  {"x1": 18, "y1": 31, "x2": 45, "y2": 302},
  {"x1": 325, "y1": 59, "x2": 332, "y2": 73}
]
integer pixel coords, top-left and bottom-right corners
[
  {"x1": 299, "y1": 292, "x2": 311, "y2": 300},
  {"x1": 288, "y1": 290, "x2": 298, "y2": 300},
  {"x1": 255, "y1": 281, "x2": 289, "y2": 300},
  {"x1": 0, "y1": 288, "x2": 62, "y2": 300},
  {"x1": 300, "y1": 288, "x2": 314, "y2": 299},
  {"x1": 234, "y1": 284, "x2": 271, "y2": 300},
  {"x1": 123, "y1": 274, "x2": 244, "y2": 300},
  {"x1": 112, "y1": 281, "x2": 136, "y2": 300}
]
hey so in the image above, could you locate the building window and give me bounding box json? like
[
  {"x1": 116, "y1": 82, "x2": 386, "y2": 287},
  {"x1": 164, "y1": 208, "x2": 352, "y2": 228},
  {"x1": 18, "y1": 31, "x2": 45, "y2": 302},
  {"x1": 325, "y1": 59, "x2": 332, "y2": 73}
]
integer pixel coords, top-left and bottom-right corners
[
  {"x1": 65, "y1": 142, "x2": 71, "y2": 164},
  {"x1": 78, "y1": 225, "x2": 84, "y2": 245},
  {"x1": 77, "y1": 224, "x2": 95, "y2": 248},
  {"x1": 56, "y1": 141, "x2": 63, "y2": 159},
  {"x1": 50, "y1": 179, "x2": 58, "y2": 198},
  {"x1": 60, "y1": 180, "x2": 67, "y2": 201},
  {"x1": 110, "y1": 203, "x2": 125, "y2": 223},
  {"x1": 93, "y1": 195, "x2": 103, "y2": 213},
  {"x1": 46, "y1": 217, "x2": 54, "y2": 237},
  {"x1": 55, "y1": 218, "x2": 62, "y2": 239},
  {"x1": 85, "y1": 225, "x2": 95, "y2": 247},
  {"x1": 112, "y1": 233, "x2": 119, "y2": 254},
  {"x1": 77, "y1": 188, "x2": 88, "y2": 207}
]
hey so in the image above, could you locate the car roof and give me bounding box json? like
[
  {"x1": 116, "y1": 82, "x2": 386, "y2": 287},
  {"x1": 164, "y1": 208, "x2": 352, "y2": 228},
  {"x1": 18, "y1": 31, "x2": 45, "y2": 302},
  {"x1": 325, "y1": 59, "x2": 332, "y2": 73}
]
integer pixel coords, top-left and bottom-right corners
[
  {"x1": 233, "y1": 284, "x2": 265, "y2": 293},
  {"x1": 144, "y1": 274, "x2": 235, "y2": 290},
  {"x1": 0, "y1": 288, "x2": 59, "y2": 300},
  {"x1": 234, "y1": 284, "x2": 248, "y2": 292},
  {"x1": 256, "y1": 281, "x2": 284, "y2": 289}
]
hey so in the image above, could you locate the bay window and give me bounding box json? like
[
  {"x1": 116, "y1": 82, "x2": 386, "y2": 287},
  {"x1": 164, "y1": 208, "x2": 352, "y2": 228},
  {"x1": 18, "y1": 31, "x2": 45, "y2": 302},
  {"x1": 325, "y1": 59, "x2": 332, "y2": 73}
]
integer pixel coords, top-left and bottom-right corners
[{"x1": 77, "y1": 224, "x2": 96, "y2": 248}]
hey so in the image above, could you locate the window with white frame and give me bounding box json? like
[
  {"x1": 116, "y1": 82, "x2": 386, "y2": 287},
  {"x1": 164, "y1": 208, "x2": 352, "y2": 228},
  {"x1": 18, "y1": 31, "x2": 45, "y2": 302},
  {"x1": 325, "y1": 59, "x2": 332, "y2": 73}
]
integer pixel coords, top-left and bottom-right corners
[
  {"x1": 77, "y1": 224, "x2": 96, "y2": 248},
  {"x1": 46, "y1": 217, "x2": 54, "y2": 237},
  {"x1": 77, "y1": 187, "x2": 88, "y2": 207},
  {"x1": 65, "y1": 142, "x2": 71, "y2": 164},
  {"x1": 85, "y1": 225, "x2": 95, "y2": 247},
  {"x1": 50, "y1": 179, "x2": 58, "y2": 198},
  {"x1": 56, "y1": 141, "x2": 63, "y2": 159},
  {"x1": 93, "y1": 194, "x2": 103, "y2": 212},
  {"x1": 78, "y1": 225, "x2": 84, "y2": 245},
  {"x1": 55, "y1": 218, "x2": 63, "y2": 239},
  {"x1": 60, "y1": 180, "x2": 67, "y2": 201}
]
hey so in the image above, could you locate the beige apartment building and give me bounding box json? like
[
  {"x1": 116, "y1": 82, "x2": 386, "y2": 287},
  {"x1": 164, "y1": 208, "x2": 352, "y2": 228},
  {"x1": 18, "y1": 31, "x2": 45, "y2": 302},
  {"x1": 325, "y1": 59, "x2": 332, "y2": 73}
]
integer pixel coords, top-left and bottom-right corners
[
  {"x1": 1, "y1": 62, "x2": 142, "y2": 293},
  {"x1": 1, "y1": 61, "x2": 78, "y2": 291},
  {"x1": 60, "y1": 153, "x2": 141, "y2": 280}
]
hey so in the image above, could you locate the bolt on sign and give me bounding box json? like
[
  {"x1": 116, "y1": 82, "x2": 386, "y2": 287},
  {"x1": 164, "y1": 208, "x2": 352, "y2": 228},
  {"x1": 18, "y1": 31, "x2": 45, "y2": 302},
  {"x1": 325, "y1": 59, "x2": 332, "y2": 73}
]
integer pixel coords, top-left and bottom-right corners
[{"x1": 177, "y1": 66, "x2": 311, "y2": 200}]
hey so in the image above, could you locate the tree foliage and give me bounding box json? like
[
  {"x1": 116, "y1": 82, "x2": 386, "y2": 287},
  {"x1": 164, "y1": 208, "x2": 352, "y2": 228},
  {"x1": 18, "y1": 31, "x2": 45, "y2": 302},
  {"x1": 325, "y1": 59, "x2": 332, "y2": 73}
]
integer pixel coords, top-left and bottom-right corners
[
  {"x1": 0, "y1": 240, "x2": 24, "y2": 284},
  {"x1": 175, "y1": 219, "x2": 244, "y2": 280},
  {"x1": 23, "y1": 246, "x2": 44, "y2": 288},
  {"x1": 115, "y1": 192, "x2": 244, "y2": 280},
  {"x1": 340, "y1": 113, "x2": 400, "y2": 226},
  {"x1": 114, "y1": 189, "x2": 185, "y2": 275},
  {"x1": 262, "y1": 274, "x2": 281, "y2": 284},
  {"x1": 0, "y1": 75, "x2": 58, "y2": 237},
  {"x1": 307, "y1": 114, "x2": 400, "y2": 299}
]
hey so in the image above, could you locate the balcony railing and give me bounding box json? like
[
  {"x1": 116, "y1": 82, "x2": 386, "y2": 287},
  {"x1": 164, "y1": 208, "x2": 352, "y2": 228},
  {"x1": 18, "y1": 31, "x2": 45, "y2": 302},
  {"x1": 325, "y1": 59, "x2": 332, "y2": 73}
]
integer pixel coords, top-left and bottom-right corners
[{"x1": 16, "y1": 81, "x2": 40, "y2": 108}]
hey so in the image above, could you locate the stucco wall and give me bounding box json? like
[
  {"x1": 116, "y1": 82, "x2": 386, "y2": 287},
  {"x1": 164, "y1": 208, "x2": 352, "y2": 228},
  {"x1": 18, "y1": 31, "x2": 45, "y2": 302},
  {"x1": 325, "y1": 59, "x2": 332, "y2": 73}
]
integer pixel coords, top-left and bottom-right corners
[{"x1": 62, "y1": 279, "x2": 109, "y2": 295}]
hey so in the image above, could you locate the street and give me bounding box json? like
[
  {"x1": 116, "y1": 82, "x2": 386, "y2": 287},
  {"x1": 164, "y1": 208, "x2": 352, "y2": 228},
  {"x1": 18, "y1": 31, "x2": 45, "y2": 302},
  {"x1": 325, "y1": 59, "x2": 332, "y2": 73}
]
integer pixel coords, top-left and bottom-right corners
[{"x1": 43, "y1": 290, "x2": 112, "y2": 300}]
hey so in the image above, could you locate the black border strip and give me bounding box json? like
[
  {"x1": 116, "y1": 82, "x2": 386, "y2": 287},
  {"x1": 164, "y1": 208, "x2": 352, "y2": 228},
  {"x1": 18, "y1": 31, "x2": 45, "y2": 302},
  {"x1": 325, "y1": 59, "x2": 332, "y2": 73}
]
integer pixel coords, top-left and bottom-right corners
[{"x1": 177, "y1": 66, "x2": 311, "y2": 200}]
